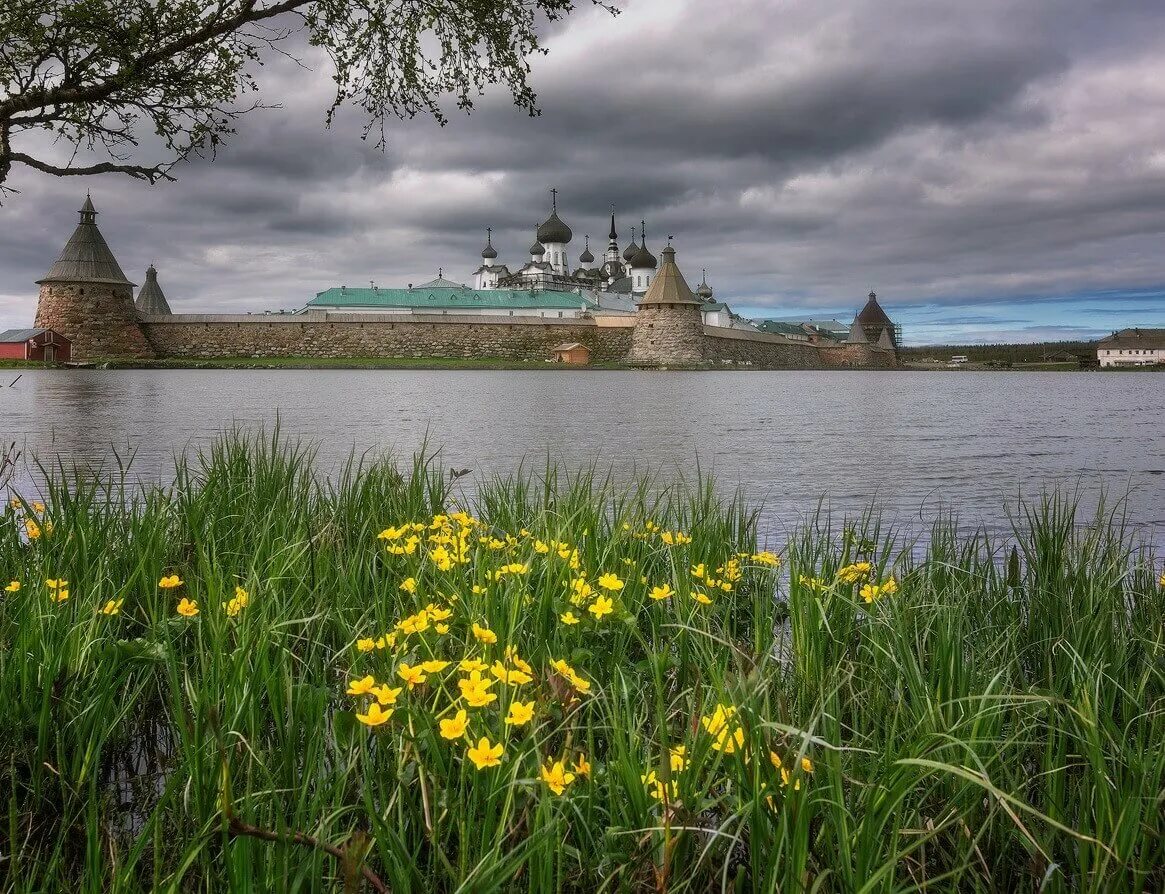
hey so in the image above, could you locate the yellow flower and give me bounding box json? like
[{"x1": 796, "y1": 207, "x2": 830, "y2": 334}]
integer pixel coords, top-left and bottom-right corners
[
  {"x1": 504, "y1": 700, "x2": 535, "y2": 726},
  {"x1": 596, "y1": 572, "x2": 624, "y2": 592},
  {"x1": 32, "y1": 501, "x2": 45, "y2": 513},
  {"x1": 159, "y1": 574, "x2": 183, "y2": 589},
  {"x1": 649, "y1": 583, "x2": 674, "y2": 601},
  {"x1": 25, "y1": 519, "x2": 41, "y2": 539},
  {"x1": 5, "y1": 580, "x2": 21, "y2": 593},
  {"x1": 713, "y1": 725, "x2": 745, "y2": 753},
  {"x1": 459, "y1": 670, "x2": 498, "y2": 707},
  {"x1": 753, "y1": 551, "x2": 780, "y2": 567},
  {"x1": 669, "y1": 744, "x2": 688, "y2": 772},
  {"x1": 693, "y1": 591, "x2": 712, "y2": 605},
  {"x1": 99, "y1": 598, "x2": 124, "y2": 616},
  {"x1": 570, "y1": 578, "x2": 593, "y2": 601},
  {"x1": 460, "y1": 658, "x2": 488, "y2": 673},
  {"x1": 560, "y1": 611, "x2": 579, "y2": 625},
  {"x1": 439, "y1": 708, "x2": 469, "y2": 739},
  {"x1": 781, "y1": 767, "x2": 801, "y2": 791},
  {"x1": 769, "y1": 751, "x2": 783, "y2": 770},
  {"x1": 573, "y1": 753, "x2": 592, "y2": 777},
  {"x1": 472, "y1": 622, "x2": 498, "y2": 644},
  {"x1": 467, "y1": 736, "x2": 503, "y2": 770},
  {"x1": 540, "y1": 760, "x2": 576, "y2": 795},
  {"x1": 426, "y1": 604, "x2": 453, "y2": 621},
  {"x1": 176, "y1": 597, "x2": 199, "y2": 617},
  {"x1": 356, "y1": 703, "x2": 393, "y2": 727},
  {"x1": 50, "y1": 588, "x2": 69, "y2": 603},
  {"x1": 356, "y1": 638, "x2": 376, "y2": 653},
  {"x1": 421, "y1": 659, "x2": 451, "y2": 674},
  {"x1": 435, "y1": 623, "x2": 450, "y2": 635},
  {"x1": 690, "y1": 563, "x2": 706, "y2": 580},
  {"x1": 397, "y1": 663, "x2": 428, "y2": 689},
  {"x1": 399, "y1": 577, "x2": 417, "y2": 594},
  {"x1": 534, "y1": 539, "x2": 550, "y2": 554},
  {"x1": 588, "y1": 595, "x2": 614, "y2": 619},
  {"x1": 372, "y1": 685, "x2": 402, "y2": 706},
  {"x1": 396, "y1": 610, "x2": 430, "y2": 635},
  {"x1": 347, "y1": 675, "x2": 378, "y2": 696},
  {"x1": 45, "y1": 578, "x2": 67, "y2": 589},
  {"x1": 836, "y1": 562, "x2": 872, "y2": 585},
  {"x1": 801, "y1": 756, "x2": 814, "y2": 773}
]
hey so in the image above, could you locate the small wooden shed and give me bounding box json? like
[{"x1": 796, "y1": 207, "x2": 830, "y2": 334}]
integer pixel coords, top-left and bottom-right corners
[
  {"x1": 0, "y1": 328, "x2": 71, "y2": 362},
  {"x1": 549, "y1": 342, "x2": 591, "y2": 365}
]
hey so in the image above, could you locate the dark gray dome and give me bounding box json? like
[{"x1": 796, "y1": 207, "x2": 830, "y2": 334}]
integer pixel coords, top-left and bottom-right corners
[
  {"x1": 622, "y1": 238, "x2": 638, "y2": 262},
  {"x1": 579, "y1": 236, "x2": 594, "y2": 264},
  {"x1": 628, "y1": 240, "x2": 657, "y2": 269},
  {"x1": 537, "y1": 211, "x2": 572, "y2": 245},
  {"x1": 696, "y1": 270, "x2": 714, "y2": 299},
  {"x1": 481, "y1": 243, "x2": 497, "y2": 260},
  {"x1": 529, "y1": 240, "x2": 545, "y2": 257}
]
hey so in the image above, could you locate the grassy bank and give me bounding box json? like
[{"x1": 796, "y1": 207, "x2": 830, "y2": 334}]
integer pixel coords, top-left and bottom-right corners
[{"x1": 2, "y1": 436, "x2": 1162, "y2": 892}]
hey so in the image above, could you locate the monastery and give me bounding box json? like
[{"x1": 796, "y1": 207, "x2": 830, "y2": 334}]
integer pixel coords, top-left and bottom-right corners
[{"x1": 29, "y1": 194, "x2": 899, "y2": 369}]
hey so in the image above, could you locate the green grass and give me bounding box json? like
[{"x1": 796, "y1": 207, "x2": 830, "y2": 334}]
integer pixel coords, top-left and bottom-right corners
[{"x1": 1, "y1": 434, "x2": 1162, "y2": 892}]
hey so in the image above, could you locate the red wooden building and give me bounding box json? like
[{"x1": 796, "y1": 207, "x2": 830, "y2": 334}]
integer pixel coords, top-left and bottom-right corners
[{"x1": 0, "y1": 328, "x2": 71, "y2": 362}]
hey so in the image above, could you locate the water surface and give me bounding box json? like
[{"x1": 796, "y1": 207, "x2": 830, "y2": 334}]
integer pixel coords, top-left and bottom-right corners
[{"x1": 3, "y1": 369, "x2": 1162, "y2": 545}]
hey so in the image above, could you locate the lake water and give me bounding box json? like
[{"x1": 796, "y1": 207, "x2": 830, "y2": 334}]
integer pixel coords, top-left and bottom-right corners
[{"x1": 2, "y1": 369, "x2": 1163, "y2": 546}]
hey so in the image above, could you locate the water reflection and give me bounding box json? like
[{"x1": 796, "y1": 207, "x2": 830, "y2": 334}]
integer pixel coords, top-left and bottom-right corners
[{"x1": 4, "y1": 369, "x2": 1163, "y2": 544}]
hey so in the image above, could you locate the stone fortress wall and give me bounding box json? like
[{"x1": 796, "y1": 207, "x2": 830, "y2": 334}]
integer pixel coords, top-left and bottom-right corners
[{"x1": 129, "y1": 311, "x2": 895, "y2": 369}]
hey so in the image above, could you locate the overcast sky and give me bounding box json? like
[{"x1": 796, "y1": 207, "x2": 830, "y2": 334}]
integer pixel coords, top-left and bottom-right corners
[{"x1": 4, "y1": 0, "x2": 1165, "y2": 344}]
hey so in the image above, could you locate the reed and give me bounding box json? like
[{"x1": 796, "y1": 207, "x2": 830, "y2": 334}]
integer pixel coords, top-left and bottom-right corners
[{"x1": 1, "y1": 432, "x2": 1161, "y2": 892}]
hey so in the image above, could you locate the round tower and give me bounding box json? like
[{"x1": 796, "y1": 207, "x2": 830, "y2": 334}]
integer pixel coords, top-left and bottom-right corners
[
  {"x1": 35, "y1": 195, "x2": 154, "y2": 360},
  {"x1": 628, "y1": 242, "x2": 705, "y2": 366}
]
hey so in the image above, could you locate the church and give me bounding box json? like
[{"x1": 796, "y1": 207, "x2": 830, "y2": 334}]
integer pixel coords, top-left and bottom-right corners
[{"x1": 304, "y1": 192, "x2": 758, "y2": 330}]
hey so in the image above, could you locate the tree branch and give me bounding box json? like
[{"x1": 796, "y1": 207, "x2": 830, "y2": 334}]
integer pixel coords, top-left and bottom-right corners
[
  {"x1": 227, "y1": 816, "x2": 388, "y2": 893},
  {"x1": 8, "y1": 151, "x2": 175, "y2": 183}
]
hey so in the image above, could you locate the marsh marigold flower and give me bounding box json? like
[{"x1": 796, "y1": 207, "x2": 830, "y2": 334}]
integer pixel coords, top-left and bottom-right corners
[
  {"x1": 467, "y1": 736, "x2": 503, "y2": 770},
  {"x1": 560, "y1": 611, "x2": 579, "y2": 625},
  {"x1": 836, "y1": 562, "x2": 872, "y2": 585},
  {"x1": 649, "y1": 583, "x2": 674, "y2": 601},
  {"x1": 399, "y1": 577, "x2": 417, "y2": 594},
  {"x1": 25, "y1": 519, "x2": 41, "y2": 539},
  {"x1": 50, "y1": 588, "x2": 69, "y2": 603},
  {"x1": 372, "y1": 685, "x2": 402, "y2": 706},
  {"x1": 573, "y1": 753, "x2": 591, "y2": 777},
  {"x1": 347, "y1": 675, "x2": 377, "y2": 696},
  {"x1": 588, "y1": 595, "x2": 615, "y2": 619},
  {"x1": 397, "y1": 663, "x2": 428, "y2": 689},
  {"x1": 693, "y1": 591, "x2": 712, "y2": 605},
  {"x1": 176, "y1": 598, "x2": 198, "y2": 617},
  {"x1": 356, "y1": 703, "x2": 393, "y2": 727},
  {"x1": 45, "y1": 578, "x2": 67, "y2": 589},
  {"x1": 99, "y1": 598, "x2": 124, "y2": 616},
  {"x1": 472, "y1": 622, "x2": 498, "y2": 644},
  {"x1": 421, "y1": 659, "x2": 451, "y2": 674},
  {"x1": 356, "y1": 638, "x2": 377, "y2": 653},
  {"x1": 596, "y1": 572, "x2": 624, "y2": 592},
  {"x1": 5, "y1": 580, "x2": 20, "y2": 593},
  {"x1": 540, "y1": 760, "x2": 576, "y2": 795},
  {"x1": 504, "y1": 700, "x2": 535, "y2": 726},
  {"x1": 159, "y1": 574, "x2": 183, "y2": 589},
  {"x1": 460, "y1": 658, "x2": 488, "y2": 674},
  {"x1": 439, "y1": 709, "x2": 469, "y2": 739}
]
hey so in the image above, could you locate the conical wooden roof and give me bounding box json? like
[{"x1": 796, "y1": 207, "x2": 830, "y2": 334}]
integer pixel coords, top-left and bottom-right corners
[
  {"x1": 38, "y1": 195, "x2": 134, "y2": 286},
  {"x1": 135, "y1": 264, "x2": 172, "y2": 314},
  {"x1": 639, "y1": 245, "x2": 702, "y2": 305},
  {"x1": 856, "y1": 291, "x2": 892, "y2": 327}
]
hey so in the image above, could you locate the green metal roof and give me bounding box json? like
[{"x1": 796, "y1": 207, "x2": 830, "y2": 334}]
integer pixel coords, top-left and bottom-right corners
[{"x1": 308, "y1": 287, "x2": 595, "y2": 311}]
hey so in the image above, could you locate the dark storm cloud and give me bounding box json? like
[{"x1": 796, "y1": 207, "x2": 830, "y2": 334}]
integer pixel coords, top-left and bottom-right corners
[{"x1": 4, "y1": 0, "x2": 1165, "y2": 342}]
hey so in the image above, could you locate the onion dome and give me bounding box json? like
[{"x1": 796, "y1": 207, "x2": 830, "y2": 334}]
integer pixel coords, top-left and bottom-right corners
[
  {"x1": 696, "y1": 269, "x2": 714, "y2": 300},
  {"x1": 537, "y1": 210, "x2": 572, "y2": 245},
  {"x1": 579, "y1": 235, "x2": 594, "y2": 265},
  {"x1": 38, "y1": 194, "x2": 134, "y2": 286},
  {"x1": 628, "y1": 222, "x2": 657, "y2": 269},
  {"x1": 481, "y1": 228, "x2": 497, "y2": 260},
  {"x1": 537, "y1": 191, "x2": 572, "y2": 244},
  {"x1": 529, "y1": 226, "x2": 545, "y2": 257},
  {"x1": 623, "y1": 226, "x2": 639, "y2": 262},
  {"x1": 856, "y1": 290, "x2": 893, "y2": 327},
  {"x1": 135, "y1": 264, "x2": 172, "y2": 315}
]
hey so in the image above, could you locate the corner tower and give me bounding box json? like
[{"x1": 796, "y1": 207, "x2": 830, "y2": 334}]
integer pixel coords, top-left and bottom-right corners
[
  {"x1": 627, "y1": 242, "x2": 705, "y2": 366},
  {"x1": 35, "y1": 195, "x2": 154, "y2": 360}
]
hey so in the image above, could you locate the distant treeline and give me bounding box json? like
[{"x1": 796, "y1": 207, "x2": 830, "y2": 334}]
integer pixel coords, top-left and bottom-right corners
[{"x1": 901, "y1": 340, "x2": 1095, "y2": 364}]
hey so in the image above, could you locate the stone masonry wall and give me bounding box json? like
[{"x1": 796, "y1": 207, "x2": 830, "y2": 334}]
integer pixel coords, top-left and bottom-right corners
[
  {"x1": 141, "y1": 314, "x2": 634, "y2": 363},
  {"x1": 36, "y1": 282, "x2": 155, "y2": 360},
  {"x1": 702, "y1": 325, "x2": 897, "y2": 369}
]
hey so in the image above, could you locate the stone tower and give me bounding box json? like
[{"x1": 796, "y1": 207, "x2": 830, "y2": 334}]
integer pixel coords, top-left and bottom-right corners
[
  {"x1": 627, "y1": 243, "x2": 706, "y2": 366},
  {"x1": 35, "y1": 195, "x2": 154, "y2": 360}
]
